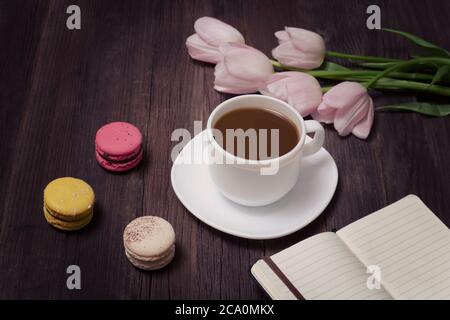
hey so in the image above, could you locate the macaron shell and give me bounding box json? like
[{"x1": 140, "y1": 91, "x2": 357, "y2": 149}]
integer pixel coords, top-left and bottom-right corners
[
  {"x1": 96, "y1": 147, "x2": 143, "y2": 172},
  {"x1": 44, "y1": 207, "x2": 93, "y2": 231},
  {"x1": 123, "y1": 216, "x2": 175, "y2": 258},
  {"x1": 95, "y1": 145, "x2": 142, "y2": 162},
  {"x1": 95, "y1": 122, "x2": 142, "y2": 157},
  {"x1": 125, "y1": 246, "x2": 175, "y2": 271},
  {"x1": 126, "y1": 244, "x2": 175, "y2": 262},
  {"x1": 44, "y1": 203, "x2": 92, "y2": 222},
  {"x1": 44, "y1": 177, "x2": 95, "y2": 218}
]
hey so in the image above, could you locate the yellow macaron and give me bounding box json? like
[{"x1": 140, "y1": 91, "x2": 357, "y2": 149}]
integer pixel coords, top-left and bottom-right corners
[{"x1": 43, "y1": 177, "x2": 95, "y2": 231}]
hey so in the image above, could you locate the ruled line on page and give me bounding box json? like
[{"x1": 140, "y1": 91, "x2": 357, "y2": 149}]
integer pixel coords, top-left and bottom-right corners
[
  {"x1": 275, "y1": 236, "x2": 337, "y2": 265},
  {"x1": 341, "y1": 201, "x2": 418, "y2": 240},
  {"x1": 330, "y1": 279, "x2": 392, "y2": 300},
  {"x1": 420, "y1": 280, "x2": 450, "y2": 300},
  {"x1": 344, "y1": 285, "x2": 391, "y2": 300},
  {"x1": 282, "y1": 248, "x2": 352, "y2": 274},
  {"x1": 353, "y1": 226, "x2": 449, "y2": 280},
  {"x1": 291, "y1": 261, "x2": 363, "y2": 291},
  {"x1": 356, "y1": 219, "x2": 441, "y2": 258},
  {"x1": 399, "y1": 263, "x2": 450, "y2": 297},
  {"x1": 298, "y1": 265, "x2": 368, "y2": 297},
  {"x1": 379, "y1": 233, "x2": 449, "y2": 270},
  {"x1": 354, "y1": 210, "x2": 429, "y2": 248},
  {"x1": 290, "y1": 257, "x2": 359, "y2": 282},
  {"x1": 306, "y1": 271, "x2": 387, "y2": 300},
  {"x1": 381, "y1": 233, "x2": 449, "y2": 271},
  {"x1": 389, "y1": 254, "x2": 450, "y2": 288}
]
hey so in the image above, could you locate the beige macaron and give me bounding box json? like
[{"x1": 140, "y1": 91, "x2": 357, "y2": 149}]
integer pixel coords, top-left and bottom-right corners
[{"x1": 123, "y1": 216, "x2": 175, "y2": 271}]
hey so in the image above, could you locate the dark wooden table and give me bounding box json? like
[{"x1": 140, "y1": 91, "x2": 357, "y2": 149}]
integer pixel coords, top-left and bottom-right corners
[{"x1": 1, "y1": 0, "x2": 449, "y2": 299}]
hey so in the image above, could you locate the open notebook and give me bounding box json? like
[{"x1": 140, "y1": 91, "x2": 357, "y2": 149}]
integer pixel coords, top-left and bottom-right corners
[{"x1": 251, "y1": 195, "x2": 450, "y2": 300}]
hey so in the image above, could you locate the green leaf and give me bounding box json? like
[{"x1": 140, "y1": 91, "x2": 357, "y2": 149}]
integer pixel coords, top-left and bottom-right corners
[
  {"x1": 431, "y1": 65, "x2": 450, "y2": 85},
  {"x1": 382, "y1": 28, "x2": 449, "y2": 58},
  {"x1": 318, "y1": 61, "x2": 350, "y2": 71},
  {"x1": 359, "y1": 61, "x2": 399, "y2": 70},
  {"x1": 361, "y1": 61, "x2": 438, "y2": 74},
  {"x1": 377, "y1": 102, "x2": 450, "y2": 117}
]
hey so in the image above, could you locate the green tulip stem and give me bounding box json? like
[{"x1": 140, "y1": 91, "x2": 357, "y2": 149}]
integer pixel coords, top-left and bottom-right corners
[
  {"x1": 271, "y1": 60, "x2": 433, "y2": 82},
  {"x1": 320, "y1": 80, "x2": 450, "y2": 96},
  {"x1": 308, "y1": 70, "x2": 433, "y2": 82},
  {"x1": 365, "y1": 57, "x2": 450, "y2": 89},
  {"x1": 326, "y1": 51, "x2": 402, "y2": 63},
  {"x1": 271, "y1": 59, "x2": 450, "y2": 97}
]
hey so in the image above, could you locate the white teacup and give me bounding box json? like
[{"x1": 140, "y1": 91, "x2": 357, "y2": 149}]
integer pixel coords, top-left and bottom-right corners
[{"x1": 206, "y1": 94, "x2": 324, "y2": 207}]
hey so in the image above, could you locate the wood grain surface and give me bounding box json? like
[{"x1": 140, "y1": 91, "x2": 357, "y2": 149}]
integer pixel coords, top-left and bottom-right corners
[{"x1": 0, "y1": 0, "x2": 449, "y2": 299}]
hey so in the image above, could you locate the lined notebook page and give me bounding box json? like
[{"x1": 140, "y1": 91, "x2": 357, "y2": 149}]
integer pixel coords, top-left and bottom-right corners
[
  {"x1": 338, "y1": 195, "x2": 450, "y2": 300},
  {"x1": 265, "y1": 232, "x2": 392, "y2": 300}
]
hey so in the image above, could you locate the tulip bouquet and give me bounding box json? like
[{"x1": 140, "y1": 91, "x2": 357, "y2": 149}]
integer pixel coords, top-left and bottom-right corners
[{"x1": 186, "y1": 17, "x2": 450, "y2": 139}]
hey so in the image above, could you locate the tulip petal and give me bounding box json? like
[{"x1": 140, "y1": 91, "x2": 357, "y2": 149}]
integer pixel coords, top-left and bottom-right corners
[
  {"x1": 286, "y1": 27, "x2": 326, "y2": 54},
  {"x1": 321, "y1": 82, "x2": 368, "y2": 110},
  {"x1": 194, "y1": 16, "x2": 245, "y2": 46},
  {"x1": 352, "y1": 99, "x2": 374, "y2": 139},
  {"x1": 334, "y1": 97, "x2": 369, "y2": 136},
  {"x1": 186, "y1": 34, "x2": 222, "y2": 64},
  {"x1": 272, "y1": 41, "x2": 323, "y2": 69},
  {"x1": 312, "y1": 103, "x2": 336, "y2": 124},
  {"x1": 259, "y1": 72, "x2": 322, "y2": 116},
  {"x1": 221, "y1": 43, "x2": 273, "y2": 81},
  {"x1": 213, "y1": 43, "x2": 273, "y2": 94},
  {"x1": 214, "y1": 61, "x2": 260, "y2": 93},
  {"x1": 285, "y1": 27, "x2": 318, "y2": 39},
  {"x1": 286, "y1": 76, "x2": 322, "y2": 116},
  {"x1": 259, "y1": 73, "x2": 291, "y2": 101},
  {"x1": 274, "y1": 30, "x2": 290, "y2": 43},
  {"x1": 271, "y1": 27, "x2": 326, "y2": 69}
]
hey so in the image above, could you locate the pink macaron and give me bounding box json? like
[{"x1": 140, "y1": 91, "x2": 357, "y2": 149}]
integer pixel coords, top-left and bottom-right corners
[{"x1": 95, "y1": 122, "x2": 143, "y2": 172}]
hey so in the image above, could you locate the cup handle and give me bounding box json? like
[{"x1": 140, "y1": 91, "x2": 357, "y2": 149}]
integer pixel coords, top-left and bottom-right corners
[{"x1": 303, "y1": 120, "x2": 325, "y2": 157}]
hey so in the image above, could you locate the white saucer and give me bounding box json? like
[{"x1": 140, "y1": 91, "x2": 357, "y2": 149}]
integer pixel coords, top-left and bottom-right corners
[{"x1": 170, "y1": 130, "x2": 338, "y2": 240}]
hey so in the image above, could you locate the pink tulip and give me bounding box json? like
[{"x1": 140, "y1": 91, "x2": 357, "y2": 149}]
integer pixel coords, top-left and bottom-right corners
[
  {"x1": 272, "y1": 27, "x2": 326, "y2": 70},
  {"x1": 259, "y1": 72, "x2": 322, "y2": 116},
  {"x1": 214, "y1": 43, "x2": 274, "y2": 94},
  {"x1": 186, "y1": 17, "x2": 245, "y2": 64},
  {"x1": 312, "y1": 82, "x2": 374, "y2": 139}
]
